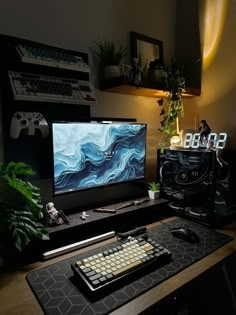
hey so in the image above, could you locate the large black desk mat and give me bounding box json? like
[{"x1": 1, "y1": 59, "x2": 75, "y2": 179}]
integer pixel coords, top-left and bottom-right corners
[{"x1": 26, "y1": 217, "x2": 233, "y2": 315}]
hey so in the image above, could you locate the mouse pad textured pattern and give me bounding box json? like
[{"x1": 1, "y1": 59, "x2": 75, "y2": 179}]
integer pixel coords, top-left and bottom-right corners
[{"x1": 26, "y1": 217, "x2": 233, "y2": 315}]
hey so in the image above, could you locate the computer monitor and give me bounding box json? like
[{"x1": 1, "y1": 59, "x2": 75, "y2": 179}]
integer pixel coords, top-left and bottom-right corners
[{"x1": 52, "y1": 122, "x2": 147, "y2": 195}]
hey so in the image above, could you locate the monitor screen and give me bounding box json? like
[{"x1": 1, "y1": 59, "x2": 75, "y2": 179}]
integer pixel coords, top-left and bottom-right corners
[{"x1": 52, "y1": 122, "x2": 147, "y2": 195}]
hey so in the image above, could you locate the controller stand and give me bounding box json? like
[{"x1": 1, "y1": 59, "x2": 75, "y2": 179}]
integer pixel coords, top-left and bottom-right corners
[{"x1": 10, "y1": 112, "x2": 49, "y2": 139}]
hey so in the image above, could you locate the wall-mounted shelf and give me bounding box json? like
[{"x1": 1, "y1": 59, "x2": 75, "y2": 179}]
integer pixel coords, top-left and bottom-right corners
[{"x1": 100, "y1": 76, "x2": 200, "y2": 98}]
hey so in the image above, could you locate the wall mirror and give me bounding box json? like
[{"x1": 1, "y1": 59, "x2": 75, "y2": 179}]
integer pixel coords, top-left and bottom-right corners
[{"x1": 130, "y1": 32, "x2": 164, "y2": 77}]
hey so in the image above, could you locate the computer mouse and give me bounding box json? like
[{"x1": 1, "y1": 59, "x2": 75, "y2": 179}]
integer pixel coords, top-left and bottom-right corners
[{"x1": 171, "y1": 227, "x2": 200, "y2": 243}]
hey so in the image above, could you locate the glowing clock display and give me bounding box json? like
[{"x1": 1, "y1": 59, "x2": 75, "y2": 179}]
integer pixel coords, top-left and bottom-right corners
[{"x1": 183, "y1": 132, "x2": 227, "y2": 149}]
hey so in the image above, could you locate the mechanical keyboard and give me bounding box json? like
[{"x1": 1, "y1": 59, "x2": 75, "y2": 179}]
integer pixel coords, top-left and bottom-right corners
[
  {"x1": 8, "y1": 71, "x2": 96, "y2": 105},
  {"x1": 72, "y1": 236, "x2": 172, "y2": 292},
  {"x1": 16, "y1": 43, "x2": 89, "y2": 73}
]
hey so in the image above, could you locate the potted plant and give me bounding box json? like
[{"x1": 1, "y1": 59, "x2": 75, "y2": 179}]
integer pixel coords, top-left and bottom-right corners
[
  {"x1": 0, "y1": 161, "x2": 49, "y2": 256},
  {"x1": 148, "y1": 181, "x2": 160, "y2": 200},
  {"x1": 90, "y1": 39, "x2": 127, "y2": 80},
  {"x1": 157, "y1": 60, "x2": 186, "y2": 149},
  {"x1": 147, "y1": 58, "x2": 165, "y2": 84}
]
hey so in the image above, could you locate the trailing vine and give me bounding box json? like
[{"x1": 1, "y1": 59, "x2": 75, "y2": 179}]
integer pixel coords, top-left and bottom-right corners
[{"x1": 157, "y1": 61, "x2": 186, "y2": 147}]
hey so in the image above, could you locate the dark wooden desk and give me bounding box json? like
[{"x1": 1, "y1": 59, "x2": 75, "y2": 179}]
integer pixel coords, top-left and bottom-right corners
[{"x1": 0, "y1": 217, "x2": 236, "y2": 315}]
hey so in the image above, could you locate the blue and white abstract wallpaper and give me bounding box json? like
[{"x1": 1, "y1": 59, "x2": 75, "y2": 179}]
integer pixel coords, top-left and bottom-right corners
[{"x1": 52, "y1": 123, "x2": 146, "y2": 194}]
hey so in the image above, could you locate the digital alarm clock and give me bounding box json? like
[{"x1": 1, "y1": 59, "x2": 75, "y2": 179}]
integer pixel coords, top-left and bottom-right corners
[{"x1": 183, "y1": 132, "x2": 227, "y2": 149}]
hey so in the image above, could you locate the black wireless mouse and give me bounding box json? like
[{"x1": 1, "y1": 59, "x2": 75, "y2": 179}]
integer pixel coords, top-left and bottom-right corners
[{"x1": 171, "y1": 227, "x2": 200, "y2": 243}]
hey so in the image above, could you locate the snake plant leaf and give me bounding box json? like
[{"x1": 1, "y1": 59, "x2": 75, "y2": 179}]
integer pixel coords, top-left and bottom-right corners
[
  {"x1": 90, "y1": 40, "x2": 127, "y2": 66},
  {"x1": 148, "y1": 181, "x2": 160, "y2": 191}
]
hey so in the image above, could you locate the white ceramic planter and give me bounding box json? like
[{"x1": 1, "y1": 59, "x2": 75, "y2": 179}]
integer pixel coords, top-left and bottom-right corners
[{"x1": 148, "y1": 190, "x2": 160, "y2": 200}]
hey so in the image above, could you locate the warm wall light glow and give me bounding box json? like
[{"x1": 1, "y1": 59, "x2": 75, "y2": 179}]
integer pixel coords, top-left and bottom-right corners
[
  {"x1": 202, "y1": 0, "x2": 228, "y2": 70},
  {"x1": 176, "y1": 117, "x2": 180, "y2": 135}
]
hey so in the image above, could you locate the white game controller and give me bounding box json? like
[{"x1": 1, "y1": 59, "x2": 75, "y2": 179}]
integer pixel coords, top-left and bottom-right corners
[{"x1": 10, "y1": 112, "x2": 49, "y2": 139}]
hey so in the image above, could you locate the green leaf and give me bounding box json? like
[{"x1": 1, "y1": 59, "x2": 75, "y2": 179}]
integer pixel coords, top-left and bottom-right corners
[
  {"x1": 0, "y1": 161, "x2": 35, "y2": 176},
  {"x1": 157, "y1": 60, "x2": 185, "y2": 142},
  {"x1": 14, "y1": 229, "x2": 31, "y2": 251},
  {"x1": 160, "y1": 108, "x2": 165, "y2": 116},
  {"x1": 90, "y1": 39, "x2": 127, "y2": 66},
  {"x1": 0, "y1": 161, "x2": 49, "y2": 251},
  {"x1": 3, "y1": 176, "x2": 43, "y2": 213},
  {"x1": 148, "y1": 181, "x2": 160, "y2": 191},
  {"x1": 7, "y1": 210, "x2": 49, "y2": 251},
  {"x1": 157, "y1": 98, "x2": 164, "y2": 106},
  {"x1": 160, "y1": 119, "x2": 166, "y2": 127}
]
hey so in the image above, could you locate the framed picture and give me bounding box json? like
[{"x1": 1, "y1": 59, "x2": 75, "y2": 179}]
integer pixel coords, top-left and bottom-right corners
[{"x1": 130, "y1": 32, "x2": 164, "y2": 75}]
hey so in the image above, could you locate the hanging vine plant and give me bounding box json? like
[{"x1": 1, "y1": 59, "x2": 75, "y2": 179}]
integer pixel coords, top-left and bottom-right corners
[{"x1": 157, "y1": 60, "x2": 186, "y2": 147}]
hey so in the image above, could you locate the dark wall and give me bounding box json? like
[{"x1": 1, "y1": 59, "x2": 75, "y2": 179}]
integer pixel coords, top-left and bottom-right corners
[
  {"x1": 0, "y1": 34, "x2": 148, "y2": 212},
  {"x1": 175, "y1": 0, "x2": 202, "y2": 92}
]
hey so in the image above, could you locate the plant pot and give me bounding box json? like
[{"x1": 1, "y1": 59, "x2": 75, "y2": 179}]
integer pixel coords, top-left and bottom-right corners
[
  {"x1": 104, "y1": 65, "x2": 121, "y2": 80},
  {"x1": 148, "y1": 190, "x2": 160, "y2": 200},
  {"x1": 148, "y1": 69, "x2": 165, "y2": 82}
]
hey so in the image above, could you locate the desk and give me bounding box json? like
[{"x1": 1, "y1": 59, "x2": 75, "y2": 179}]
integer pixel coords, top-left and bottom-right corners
[{"x1": 0, "y1": 217, "x2": 236, "y2": 315}]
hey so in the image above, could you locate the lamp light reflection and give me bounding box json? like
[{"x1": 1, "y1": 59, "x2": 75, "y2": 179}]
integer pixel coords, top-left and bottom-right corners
[{"x1": 202, "y1": 0, "x2": 228, "y2": 70}]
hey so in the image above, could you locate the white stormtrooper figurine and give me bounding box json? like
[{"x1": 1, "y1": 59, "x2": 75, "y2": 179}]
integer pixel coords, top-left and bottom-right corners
[{"x1": 46, "y1": 202, "x2": 64, "y2": 226}]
